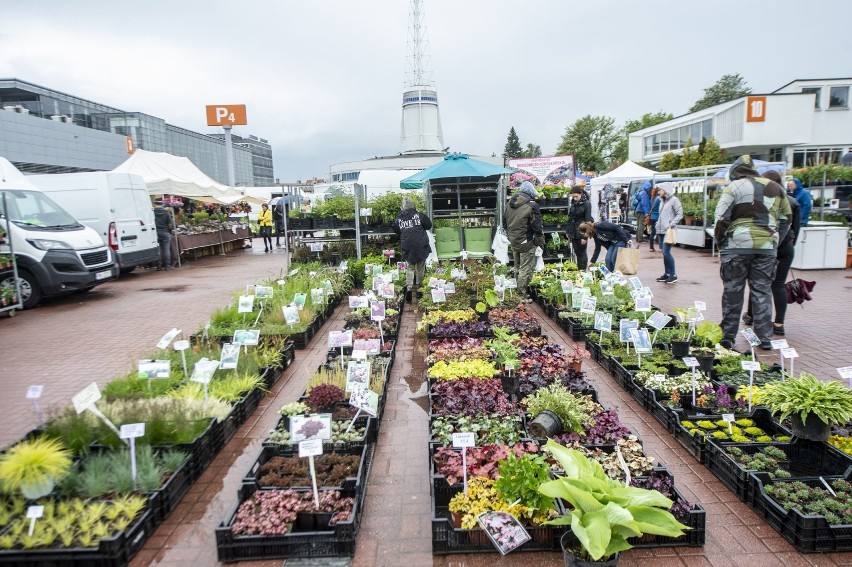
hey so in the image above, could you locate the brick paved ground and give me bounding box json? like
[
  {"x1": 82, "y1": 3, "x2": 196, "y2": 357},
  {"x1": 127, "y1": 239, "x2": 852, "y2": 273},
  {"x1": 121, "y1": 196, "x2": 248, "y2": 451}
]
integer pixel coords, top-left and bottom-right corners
[{"x1": 2, "y1": 242, "x2": 851, "y2": 566}]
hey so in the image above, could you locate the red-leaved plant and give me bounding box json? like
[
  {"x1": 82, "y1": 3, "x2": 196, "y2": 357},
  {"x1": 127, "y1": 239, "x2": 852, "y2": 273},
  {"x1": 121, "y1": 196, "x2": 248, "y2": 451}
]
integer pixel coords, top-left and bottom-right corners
[
  {"x1": 433, "y1": 441, "x2": 539, "y2": 485},
  {"x1": 306, "y1": 384, "x2": 345, "y2": 411}
]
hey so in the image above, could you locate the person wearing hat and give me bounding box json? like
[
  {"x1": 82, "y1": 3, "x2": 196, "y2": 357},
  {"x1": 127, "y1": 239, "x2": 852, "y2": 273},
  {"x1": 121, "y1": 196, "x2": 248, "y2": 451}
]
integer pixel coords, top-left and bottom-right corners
[
  {"x1": 634, "y1": 181, "x2": 652, "y2": 245},
  {"x1": 153, "y1": 198, "x2": 175, "y2": 271},
  {"x1": 566, "y1": 185, "x2": 592, "y2": 269},
  {"x1": 713, "y1": 155, "x2": 788, "y2": 350},
  {"x1": 503, "y1": 181, "x2": 544, "y2": 301},
  {"x1": 787, "y1": 178, "x2": 812, "y2": 226},
  {"x1": 393, "y1": 196, "x2": 432, "y2": 302}
]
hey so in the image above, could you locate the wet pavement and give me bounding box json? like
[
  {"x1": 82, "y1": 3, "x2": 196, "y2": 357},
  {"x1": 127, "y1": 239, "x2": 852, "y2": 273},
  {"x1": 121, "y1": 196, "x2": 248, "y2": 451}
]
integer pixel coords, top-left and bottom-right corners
[{"x1": 2, "y1": 241, "x2": 852, "y2": 566}]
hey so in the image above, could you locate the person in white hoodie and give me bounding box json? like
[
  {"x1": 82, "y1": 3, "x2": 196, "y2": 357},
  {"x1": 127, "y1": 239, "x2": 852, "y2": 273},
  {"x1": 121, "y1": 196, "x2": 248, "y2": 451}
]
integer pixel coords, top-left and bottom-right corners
[{"x1": 653, "y1": 187, "x2": 683, "y2": 284}]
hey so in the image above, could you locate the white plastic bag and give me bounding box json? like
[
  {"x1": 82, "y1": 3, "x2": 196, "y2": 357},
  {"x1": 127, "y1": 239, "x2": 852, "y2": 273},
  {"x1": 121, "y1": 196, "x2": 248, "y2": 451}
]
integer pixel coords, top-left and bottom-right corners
[
  {"x1": 492, "y1": 228, "x2": 510, "y2": 265},
  {"x1": 425, "y1": 230, "x2": 438, "y2": 267},
  {"x1": 534, "y1": 246, "x2": 545, "y2": 271}
]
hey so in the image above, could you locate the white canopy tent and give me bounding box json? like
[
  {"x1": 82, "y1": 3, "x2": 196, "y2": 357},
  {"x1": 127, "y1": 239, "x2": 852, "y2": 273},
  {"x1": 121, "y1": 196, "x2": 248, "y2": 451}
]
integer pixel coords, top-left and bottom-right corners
[
  {"x1": 589, "y1": 160, "x2": 657, "y2": 220},
  {"x1": 112, "y1": 150, "x2": 261, "y2": 204}
]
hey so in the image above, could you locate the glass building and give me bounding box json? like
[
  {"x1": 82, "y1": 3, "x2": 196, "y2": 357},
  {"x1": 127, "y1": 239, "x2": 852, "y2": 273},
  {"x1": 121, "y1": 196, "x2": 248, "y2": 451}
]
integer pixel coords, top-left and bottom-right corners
[{"x1": 0, "y1": 78, "x2": 271, "y2": 185}]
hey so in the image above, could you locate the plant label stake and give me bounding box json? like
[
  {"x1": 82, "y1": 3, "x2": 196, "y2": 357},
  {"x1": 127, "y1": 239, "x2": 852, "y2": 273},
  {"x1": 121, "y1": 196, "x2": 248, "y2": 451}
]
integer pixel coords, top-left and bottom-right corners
[
  {"x1": 252, "y1": 301, "x2": 264, "y2": 327},
  {"x1": 722, "y1": 413, "x2": 735, "y2": 435},
  {"x1": 120, "y1": 423, "x2": 145, "y2": 491},
  {"x1": 299, "y1": 439, "x2": 324, "y2": 508},
  {"x1": 453, "y1": 432, "x2": 475, "y2": 494},
  {"x1": 343, "y1": 409, "x2": 361, "y2": 435},
  {"x1": 156, "y1": 328, "x2": 181, "y2": 350},
  {"x1": 771, "y1": 339, "x2": 788, "y2": 374},
  {"x1": 682, "y1": 357, "x2": 699, "y2": 405},
  {"x1": 73, "y1": 382, "x2": 126, "y2": 444},
  {"x1": 615, "y1": 443, "x2": 631, "y2": 486},
  {"x1": 780, "y1": 347, "x2": 798, "y2": 376},
  {"x1": 838, "y1": 366, "x2": 852, "y2": 388},
  {"x1": 26, "y1": 505, "x2": 43, "y2": 537},
  {"x1": 741, "y1": 360, "x2": 761, "y2": 412},
  {"x1": 820, "y1": 477, "x2": 837, "y2": 497},
  {"x1": 173, "y1": 340, "x2": 190, "y2": 379},
  {"x1": 26, "y1": 385, "x2": 44, "y2": 425}
]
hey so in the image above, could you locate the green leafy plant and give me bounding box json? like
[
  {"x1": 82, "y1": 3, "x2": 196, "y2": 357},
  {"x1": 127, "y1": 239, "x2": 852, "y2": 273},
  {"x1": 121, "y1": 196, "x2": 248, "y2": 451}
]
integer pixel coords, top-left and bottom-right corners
[
  {"x1": 539, "y1": 440, "x2": 689, "y2": 562},
  {"x1": 760, "y1": 373, "x2": 852, "y2": 426},
  {"x1": 522, "y1": 384, "x2": 598, "y2": 434},
  {"x1": 694, "y1": 321, "x2": 723, "y2": 349},
  {"x1": 494, "y1": 453, "x2": 556, "y2": 517}
]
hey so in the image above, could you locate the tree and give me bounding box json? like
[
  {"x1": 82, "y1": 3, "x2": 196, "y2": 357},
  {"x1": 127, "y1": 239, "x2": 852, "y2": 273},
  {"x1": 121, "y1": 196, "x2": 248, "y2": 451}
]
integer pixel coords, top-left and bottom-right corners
[
  {"x1": 521, "y1": 143, "x2": 542, "y2": 158},
  {"x1": 679, "y1": 139, "x2": 700, "y2": 169},
  {"x1": 698, "y1": 137, "x2": 727, "y2": 165},
  {"x1": 556, "y1": 115, "x2": 620, "y2": 172},
  {"x1": 504, "y1": 127, "x2": 522, "y2": 159},
  {"x1": 689, "y1": 73, "x2": 752, "y2": 112},
  {"x1": 611, "y1": 111, "x2": 673, "y2": 166},
  {"x1": 658, "y1": 152, "x2": 681, "y2": 172}
]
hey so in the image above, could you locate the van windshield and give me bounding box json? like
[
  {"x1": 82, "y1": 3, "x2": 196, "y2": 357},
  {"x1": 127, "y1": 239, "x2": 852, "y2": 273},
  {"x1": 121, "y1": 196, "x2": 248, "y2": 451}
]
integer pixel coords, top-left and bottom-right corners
[{"x1": 0, "y1": 189, "x2": 83, "y2": 230}]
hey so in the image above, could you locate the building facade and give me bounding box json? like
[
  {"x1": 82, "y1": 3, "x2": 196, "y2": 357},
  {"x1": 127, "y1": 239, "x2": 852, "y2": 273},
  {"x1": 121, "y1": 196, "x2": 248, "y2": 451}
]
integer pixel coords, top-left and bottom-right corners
[
  {"x1": 628, "y1": 78, "x2": 851, "y2": 168},
  {"x1": 0, "y1": 79, "x2": 272, "y2": 185}
]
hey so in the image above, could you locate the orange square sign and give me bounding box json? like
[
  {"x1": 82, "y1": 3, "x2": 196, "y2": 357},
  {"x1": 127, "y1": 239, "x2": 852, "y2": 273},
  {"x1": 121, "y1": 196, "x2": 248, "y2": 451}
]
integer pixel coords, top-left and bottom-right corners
[
  {"x1": 205, "y1": 104, "x2": 247, "y2": 126},
  {"x1": 746, "y1": 96, "x2": 766, "y2": 122}
]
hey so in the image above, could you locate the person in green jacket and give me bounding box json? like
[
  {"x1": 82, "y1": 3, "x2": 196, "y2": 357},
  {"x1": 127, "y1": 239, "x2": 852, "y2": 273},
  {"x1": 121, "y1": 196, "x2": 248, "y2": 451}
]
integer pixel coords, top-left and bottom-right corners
[{"x1": 502, "y1": 181, "x2": 544, "y2": 301}]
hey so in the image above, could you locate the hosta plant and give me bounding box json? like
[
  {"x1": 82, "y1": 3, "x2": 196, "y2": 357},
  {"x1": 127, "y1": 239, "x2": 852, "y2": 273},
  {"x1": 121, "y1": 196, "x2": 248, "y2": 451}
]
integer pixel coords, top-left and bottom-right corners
[
  {"x1": 539, "y1": 440, "x2": 689, "y2": 562},
  {"x1": 760, "y1": 374, "x2": 852, "y2": 426}
]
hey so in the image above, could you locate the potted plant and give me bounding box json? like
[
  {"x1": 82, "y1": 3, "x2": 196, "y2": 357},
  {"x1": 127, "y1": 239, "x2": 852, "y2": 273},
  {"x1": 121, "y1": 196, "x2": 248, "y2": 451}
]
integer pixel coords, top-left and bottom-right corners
[
  {"x1": 486, "y1": 327, "x2": 521, "y2": 394},
  {"x1": 760, "y1": 373, "x2": 852, "y2": 442},
  {"x1": 690, "y1": 321, "x2": 722, "y2": 375},
  {"x1": 523, "y1": 383, "x2": 596, "y2": 439},
  {"x1": 566, "y1": 343, "x2": 591, "y2": 373},
  {"x1": 0, "y1": 437, "x2": 73, "y2": 499},
  {"x1": 539, "y1": 440, "x2": 689, "y2": 565}
]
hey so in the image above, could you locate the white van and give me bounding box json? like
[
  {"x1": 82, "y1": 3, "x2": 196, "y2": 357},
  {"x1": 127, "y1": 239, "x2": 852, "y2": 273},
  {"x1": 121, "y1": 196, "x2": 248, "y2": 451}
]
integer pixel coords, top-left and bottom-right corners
[
  {"x1": 30, "y1": 172, "x2": 159, "y2": 272},
  {"x1": 0, "y1": 159, "x2": 118, "y2": 308}
]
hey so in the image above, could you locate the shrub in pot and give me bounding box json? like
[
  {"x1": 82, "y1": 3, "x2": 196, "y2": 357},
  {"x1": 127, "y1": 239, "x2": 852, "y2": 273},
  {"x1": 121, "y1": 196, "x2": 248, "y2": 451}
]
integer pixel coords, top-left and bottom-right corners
[
  {"x1": 0, "y1": 437, "x2": 73, "y2": 499},
  {"x1": 760, "y1": 373, "x2": 852, "y2": 441}
]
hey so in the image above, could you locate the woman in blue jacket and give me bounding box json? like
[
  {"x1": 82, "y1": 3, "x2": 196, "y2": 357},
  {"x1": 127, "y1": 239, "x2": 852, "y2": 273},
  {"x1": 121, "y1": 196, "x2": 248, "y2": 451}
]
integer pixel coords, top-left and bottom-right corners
[
  {"x1": 788, "y1": 178, "x2": 812, "y2": 226},
  {"x1": 648, "y1": 187, "x2": 662, "y2": 252},
  {"x1": 579, "y1": 221, "x2": 633, "y2": 272}
]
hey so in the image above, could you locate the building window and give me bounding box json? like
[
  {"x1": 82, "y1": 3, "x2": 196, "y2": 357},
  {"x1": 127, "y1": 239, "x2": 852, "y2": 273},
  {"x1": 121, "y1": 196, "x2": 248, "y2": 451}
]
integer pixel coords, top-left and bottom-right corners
[
  {"x1": 802, "y1": 87, "x2": 821, "y2": 109},
  {"x1": 829, "y1": 86, "x2": 849, "y2": 109},
  {"x1": 768, "y1": 148, "x2": 783, "y2": 162},
  {"x1": 792, "y1": 147, "x2": 844, "y2": 167}
]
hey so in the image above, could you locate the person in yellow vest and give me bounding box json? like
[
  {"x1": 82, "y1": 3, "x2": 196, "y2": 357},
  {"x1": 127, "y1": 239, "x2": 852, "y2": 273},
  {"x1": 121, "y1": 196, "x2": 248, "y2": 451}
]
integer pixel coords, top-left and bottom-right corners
[{"x1": 258, "y1": 203, "x2": 274, "y2": 253}]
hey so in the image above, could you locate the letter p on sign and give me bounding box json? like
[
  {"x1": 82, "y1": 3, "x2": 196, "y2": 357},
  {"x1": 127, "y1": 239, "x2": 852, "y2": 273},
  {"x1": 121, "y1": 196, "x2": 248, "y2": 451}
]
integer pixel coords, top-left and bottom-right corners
[{"x1": 206, "y1": 104, "x2": 247, "y2": 126}]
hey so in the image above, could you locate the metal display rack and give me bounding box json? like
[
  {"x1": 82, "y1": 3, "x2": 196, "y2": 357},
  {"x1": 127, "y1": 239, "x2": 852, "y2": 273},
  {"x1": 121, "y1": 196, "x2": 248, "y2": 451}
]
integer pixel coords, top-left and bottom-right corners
[
  {"x1": 0, "y1": 193, "x2": 24, "y2": 316},
  {"x1": 425, "y1": 175, "x2": 506, "y2": 249}
]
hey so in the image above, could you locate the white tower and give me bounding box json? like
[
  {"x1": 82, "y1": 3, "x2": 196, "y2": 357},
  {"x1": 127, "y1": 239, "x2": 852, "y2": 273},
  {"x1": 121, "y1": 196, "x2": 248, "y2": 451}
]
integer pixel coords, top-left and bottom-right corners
[{"x1": 400, "y1": 0, "x2": 445, "y2": 154}]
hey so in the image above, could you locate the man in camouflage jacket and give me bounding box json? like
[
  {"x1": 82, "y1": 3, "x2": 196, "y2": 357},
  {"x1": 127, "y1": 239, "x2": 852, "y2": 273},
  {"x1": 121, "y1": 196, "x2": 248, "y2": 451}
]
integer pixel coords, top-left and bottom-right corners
[{"x1": 714, "y1": 155, "x2": 790, "y2": 349}]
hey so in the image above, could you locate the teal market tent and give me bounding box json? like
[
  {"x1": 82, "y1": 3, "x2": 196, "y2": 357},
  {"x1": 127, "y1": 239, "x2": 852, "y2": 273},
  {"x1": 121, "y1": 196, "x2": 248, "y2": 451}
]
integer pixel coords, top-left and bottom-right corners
[{"x1": 399, "y1": 154, "x2": 514, "y2": 189}]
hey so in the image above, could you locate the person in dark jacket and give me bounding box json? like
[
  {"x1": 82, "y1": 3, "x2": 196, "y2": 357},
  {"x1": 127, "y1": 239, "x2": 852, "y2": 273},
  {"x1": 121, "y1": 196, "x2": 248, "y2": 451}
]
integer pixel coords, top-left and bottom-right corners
[
  {"x1": 579, "y1": 221, "x2": 633, "y2": 273},
  {"x1": 743, "y1": 171, "x2": 801, "y2": 337},
  {"x1": 502, "y1": 181, "x2": 544, "y2": 301},
  {"x1": 634, "y1": 182, "x2": 651, "y2": 244},
  {"x1": 153, "y1": 198, "x2": 174, "y2": 270},
  {"x1": 566, "y1": 186, "x2": 592, "y2": 269},
  {"x1": 393, "y1": 197, "x2": 432, "y2": 301}
]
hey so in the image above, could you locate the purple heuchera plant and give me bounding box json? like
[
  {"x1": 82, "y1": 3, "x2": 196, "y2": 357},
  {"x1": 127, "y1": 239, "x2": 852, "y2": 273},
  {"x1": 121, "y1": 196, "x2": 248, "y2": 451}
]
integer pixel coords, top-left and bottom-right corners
[
  {"x1": 432, "y1": 378, "x2": 516, "y2": 416},
  {"x1": 553, "y1": 409, "x2": 630, "y2": 445},
  {"x1": 630, "y1": 472, "x2": 693, "y2": 519},
  {"x1": 432, "y1": 320, "x2": 490, "y2": 336},
  {"x1": 231, "y1": 489, "x2": 354, "y2": 535}
]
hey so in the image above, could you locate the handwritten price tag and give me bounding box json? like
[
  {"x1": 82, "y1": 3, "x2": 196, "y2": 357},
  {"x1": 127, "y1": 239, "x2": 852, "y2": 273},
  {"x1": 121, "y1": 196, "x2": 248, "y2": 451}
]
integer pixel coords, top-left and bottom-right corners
[
  {"x1": 119, "y1": 423, "x2": 145, "y2": 439},
  {"x1": 741, "y1": 360, "x2": 761, "y2": 371},
  {"x1": 452, "y1": 432, "x2": 475, "y2": 448},
  {"x1": 770, "y1": 339, "x2": 788, "y2": 350},
  {"x1": 780, "y1": 348, "x2": 799, "y2": 359},
  {"x1": 682, "y1": 357, "x2": 698, "y2": 367},
  {"x1": 299, "y1": 439, "x2": 324, "y2": 458},
  {"x1": 26, "y1": 385, "x2": 44, "y2": 399}
]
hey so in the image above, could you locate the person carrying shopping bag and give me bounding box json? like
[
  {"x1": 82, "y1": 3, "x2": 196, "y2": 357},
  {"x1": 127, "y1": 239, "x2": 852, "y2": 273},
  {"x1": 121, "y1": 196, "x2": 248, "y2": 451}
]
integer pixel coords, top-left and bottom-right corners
[{"x1": 654, "y1": 186, "x2": 683, "y2": 284}]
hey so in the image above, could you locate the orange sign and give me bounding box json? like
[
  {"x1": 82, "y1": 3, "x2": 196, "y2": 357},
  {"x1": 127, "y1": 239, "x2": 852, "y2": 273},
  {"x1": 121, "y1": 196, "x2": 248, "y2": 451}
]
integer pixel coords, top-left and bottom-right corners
[
  {"x1": 125, "y1": 136, "x2": 135, "y2": 154},
  {"x1": 205, "y1": 104, "x2": 247, "y2": 126},
  {"x1": 746, "y1": 96, "x2": 766, "y2": 122}
]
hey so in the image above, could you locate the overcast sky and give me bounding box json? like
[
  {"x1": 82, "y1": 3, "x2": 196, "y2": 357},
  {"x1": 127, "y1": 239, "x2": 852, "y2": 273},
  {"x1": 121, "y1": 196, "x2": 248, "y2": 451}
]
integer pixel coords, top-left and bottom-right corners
[{"x1": 1, "y1": 0, "x2": 850, "y2": 182}]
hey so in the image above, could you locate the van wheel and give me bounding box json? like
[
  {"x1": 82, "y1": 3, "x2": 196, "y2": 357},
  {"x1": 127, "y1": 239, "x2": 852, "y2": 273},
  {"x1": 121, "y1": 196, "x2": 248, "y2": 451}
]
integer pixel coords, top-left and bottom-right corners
[{"x1": 0, "y1": 269, "x2": 42, "y2": 309}]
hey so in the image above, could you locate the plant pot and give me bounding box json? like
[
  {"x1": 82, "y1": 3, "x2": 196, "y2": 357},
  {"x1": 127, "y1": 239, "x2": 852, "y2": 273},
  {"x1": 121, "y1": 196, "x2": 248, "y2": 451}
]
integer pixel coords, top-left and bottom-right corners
[
  {"x1": 790, "y1": 412, "x2": 831, "y2": 442},
  {"x1": 670, "y1": 340, "x2": 690, "y2": 357},
  {"x1": 693, "y1": 354, "x2": 714, "y2": 376},
  {"x1": 500, "y1": 373, "x2": 520, "y2": 395},
  {"x1": 20, "y1": 477, "x2": 55, "y2": 500},
  {"x1": 568, "y1": 361, "x2": 583, "y2": 373},
  {"x1": 561, "y1": 531, "x2": 620, "y2": 567},
  {"x1": 528, "y1": 410, "x2": 563, "y2": 438}
]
